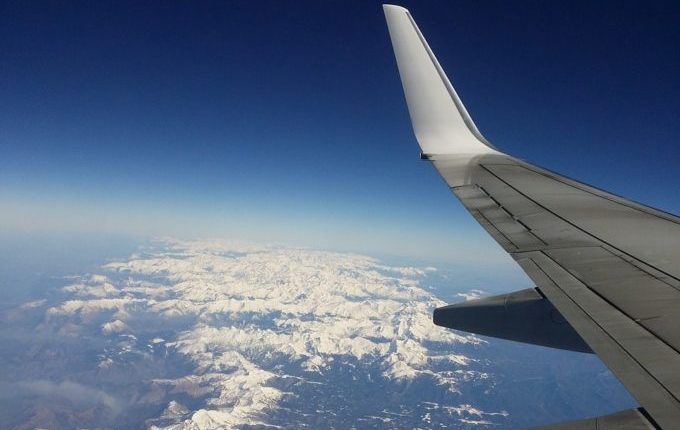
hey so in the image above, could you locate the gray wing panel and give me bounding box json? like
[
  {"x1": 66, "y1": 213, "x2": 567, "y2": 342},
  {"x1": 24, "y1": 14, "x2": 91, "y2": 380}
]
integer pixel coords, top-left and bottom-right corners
[
  {"x1": 519, "y1": 252, "x2": 680, "y2": 429},
  {"x1": 485, "y1": 162, "x2": 680, "y2": 282},
  {"x1": 431, "y1": 153, "x2": 680, "y2": 429}
]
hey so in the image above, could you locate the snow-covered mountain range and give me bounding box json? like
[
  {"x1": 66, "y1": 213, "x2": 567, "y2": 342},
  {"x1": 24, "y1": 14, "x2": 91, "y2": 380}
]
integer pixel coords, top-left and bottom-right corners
[{"x1": 35, "y1": 239, "x2": 506, "y2": 428}]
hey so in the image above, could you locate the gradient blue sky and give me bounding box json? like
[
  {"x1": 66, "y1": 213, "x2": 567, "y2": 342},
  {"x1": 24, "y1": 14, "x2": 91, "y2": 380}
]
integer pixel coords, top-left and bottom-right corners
[{"x1": 2, "y1": 0, "x2": 679, "y2": 267}]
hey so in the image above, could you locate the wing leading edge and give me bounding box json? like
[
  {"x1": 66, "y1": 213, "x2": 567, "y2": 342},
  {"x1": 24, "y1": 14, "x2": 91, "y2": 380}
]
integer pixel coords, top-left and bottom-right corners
[{"x1": 384, "y1": 4, "x2": 680, "y2": 429}]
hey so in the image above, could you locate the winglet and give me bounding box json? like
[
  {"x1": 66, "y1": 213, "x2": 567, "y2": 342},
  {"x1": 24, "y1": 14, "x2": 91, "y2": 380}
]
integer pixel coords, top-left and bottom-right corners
[{"x1": 383, "y1": 5, "x2": 498, "y2": 156}]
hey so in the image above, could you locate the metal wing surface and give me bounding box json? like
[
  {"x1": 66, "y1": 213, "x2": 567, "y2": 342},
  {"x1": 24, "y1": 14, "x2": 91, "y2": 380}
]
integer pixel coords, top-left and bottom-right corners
[{"x1": 384, "y1": 5, "x2": 680, "y2": 429}]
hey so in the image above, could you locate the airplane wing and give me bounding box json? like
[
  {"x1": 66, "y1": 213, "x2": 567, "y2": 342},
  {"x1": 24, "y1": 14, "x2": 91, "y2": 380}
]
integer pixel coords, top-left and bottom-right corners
[{"x1": 383, "y1": 5, "x2": 680, "y2": 429}]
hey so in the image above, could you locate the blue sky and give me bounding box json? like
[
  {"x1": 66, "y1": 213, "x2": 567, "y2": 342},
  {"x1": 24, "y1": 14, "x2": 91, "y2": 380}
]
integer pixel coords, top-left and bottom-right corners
[{"x1": 1, "y1": 0, "x2": 679, "y2": 267}]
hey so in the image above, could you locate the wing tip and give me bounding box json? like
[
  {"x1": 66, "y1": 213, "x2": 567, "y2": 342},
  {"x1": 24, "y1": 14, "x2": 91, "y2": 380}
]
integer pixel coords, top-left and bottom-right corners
[{"x1": 382, "y1": 4, "x2": 409, "y2": 13}]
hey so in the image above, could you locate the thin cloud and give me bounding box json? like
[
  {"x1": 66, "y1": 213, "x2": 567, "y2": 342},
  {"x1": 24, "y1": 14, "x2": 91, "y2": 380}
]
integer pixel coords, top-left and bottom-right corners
[{"x1": 17, "y1": 380, "x2": 122, "y2": 413}]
